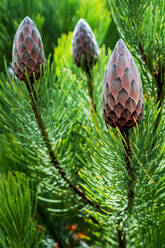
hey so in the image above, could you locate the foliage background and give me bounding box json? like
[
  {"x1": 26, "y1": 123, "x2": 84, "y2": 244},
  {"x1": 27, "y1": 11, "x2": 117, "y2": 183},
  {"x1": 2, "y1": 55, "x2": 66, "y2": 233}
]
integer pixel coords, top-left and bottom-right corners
[
  {"x1": 0, "y1": 0, "x2": 164, "y2": 248},
  {"x1": 0, "y1": 0, "x2": 118, "y2": 72}
]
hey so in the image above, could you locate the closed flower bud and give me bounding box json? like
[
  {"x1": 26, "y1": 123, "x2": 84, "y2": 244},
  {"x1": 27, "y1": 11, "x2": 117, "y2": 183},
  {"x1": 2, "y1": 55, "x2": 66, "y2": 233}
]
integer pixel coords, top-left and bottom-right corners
[
  {"x1": 103, "y1": 39, "x2": 144, "y2": 130},
  {"x1": 12, "y1": 16, "x2": 45, "y2": 82},
  {"x1": 72, "y1": 18, "x2": 99, "y2": 72}
]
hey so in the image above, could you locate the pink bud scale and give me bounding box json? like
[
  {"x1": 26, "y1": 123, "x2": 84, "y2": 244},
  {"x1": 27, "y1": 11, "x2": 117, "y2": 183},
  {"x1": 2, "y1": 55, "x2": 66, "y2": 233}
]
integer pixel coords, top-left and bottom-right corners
[
  {"x1": 12, "y1": 16, "x2": 45, "y2": 82},
  {"x1": 103, "y1": 39, "x2": 144, "y2": 130}
]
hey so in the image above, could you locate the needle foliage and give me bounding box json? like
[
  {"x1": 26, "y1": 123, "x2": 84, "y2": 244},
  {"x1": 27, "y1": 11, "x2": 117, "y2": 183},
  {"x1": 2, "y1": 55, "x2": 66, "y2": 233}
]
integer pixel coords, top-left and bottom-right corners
[{"x1": 0, "y1": 0, "x2": 164, "y2": 247}]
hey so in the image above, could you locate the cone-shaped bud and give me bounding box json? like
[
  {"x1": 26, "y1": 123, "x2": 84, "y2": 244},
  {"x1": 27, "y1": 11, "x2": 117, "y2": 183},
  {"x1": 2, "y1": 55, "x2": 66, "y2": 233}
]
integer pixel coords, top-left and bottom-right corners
[
  {"x1": 72, "y1": 18, "x2": 99, "y2": 72},
  {"x1": 103, "y1": 39, "x2": 144, "y2": 130},
  {"x1": 12, "y1": 16, "x2": 45, "y2": 82}
]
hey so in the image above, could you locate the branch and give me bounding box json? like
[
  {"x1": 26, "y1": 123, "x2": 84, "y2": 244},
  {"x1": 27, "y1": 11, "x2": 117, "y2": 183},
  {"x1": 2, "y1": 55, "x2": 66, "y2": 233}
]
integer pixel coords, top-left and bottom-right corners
[
  {"x1": 116, "y1": 130, "x2": 135, "y2": 248},
  {"x1": 153, "y1": 64, "x2": 165, "y2": 126},
  {"x1": 139, "y1": 43, "x2": 165, "y2": 146},
  {"x1": 139, "y1": 42, "x2": 153, "y2": 75},
  {"x1": 123, "y1": 130, "x2": 135, "y2": 211},
  {"x1": 37, "y1": 204, "x2": 65, "y2": 248},
  {"x1": 139, "y1": 42, "x2": 164, "y2": 107},
  {"x1": 86, "y1": 69, "x2": 97, "y2": 114},
  {"x1": 26, "y1": 83, "x2": 105, "y2": 224},
  {"x1": 117, "y1": 228, "x2": 126, "y2": 248}
]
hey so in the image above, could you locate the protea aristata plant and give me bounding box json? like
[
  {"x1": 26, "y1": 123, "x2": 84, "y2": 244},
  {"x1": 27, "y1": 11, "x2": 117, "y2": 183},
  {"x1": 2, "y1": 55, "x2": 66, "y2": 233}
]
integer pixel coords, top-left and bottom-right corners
[
  {"x1": 72, "y1": 18, "x2": 99, "y2": 72},
  {"x1": 103, "y1": 39, "x2": 144, "y2": 130},
  {"x1": 12, "y1": 16, "x2": 45, "y2": 82}
]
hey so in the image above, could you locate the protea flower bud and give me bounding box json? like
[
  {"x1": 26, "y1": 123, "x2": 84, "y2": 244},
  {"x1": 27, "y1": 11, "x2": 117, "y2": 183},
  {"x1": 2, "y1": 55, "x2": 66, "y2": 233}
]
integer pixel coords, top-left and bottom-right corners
[
  {"x1": 103, "y1": 39, "x2": 144, "y2": 130},
  {"x1": 12, "y1": 16, "x2": 45, "y2": 82},
  {"x1": 72, "y1": 18, "x2": 99, "y2": 72}
]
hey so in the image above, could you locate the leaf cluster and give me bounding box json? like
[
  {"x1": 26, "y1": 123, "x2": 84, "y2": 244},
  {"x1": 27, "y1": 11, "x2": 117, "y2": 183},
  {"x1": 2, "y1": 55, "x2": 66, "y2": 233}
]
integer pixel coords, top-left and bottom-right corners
[
  {"x1": 0, "y1": 172, "x2": 40, "y2": 248},
  {"x1": 0, "y1": 1, "x2": 164, "y2": 247},
  {"x1": 0, "y1": 0, "x2": 112, "y2": 72}
]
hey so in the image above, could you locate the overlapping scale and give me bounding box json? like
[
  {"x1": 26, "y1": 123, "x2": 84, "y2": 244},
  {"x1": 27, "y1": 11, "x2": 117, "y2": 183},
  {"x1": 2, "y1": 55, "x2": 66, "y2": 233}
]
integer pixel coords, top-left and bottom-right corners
[
  {"x1": 72, "y1": 18, "x2": 99, "y2": 71},
  {"x1": 103, "y1": 39, "x2": 144, "y2": 130},
  {"x1": 12, "y1": 16, "x2": 45, "y2": 82}
]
